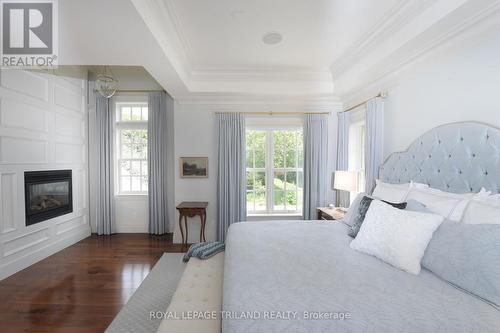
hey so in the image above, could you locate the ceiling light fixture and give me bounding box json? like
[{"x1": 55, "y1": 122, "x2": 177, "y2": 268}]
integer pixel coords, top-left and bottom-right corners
[
  {"x1": 96, "y1": 66, "x2": 118, "y2": 99},
  {"x1": 262, "y1": 32, "x2": 283, "y2": 45}
]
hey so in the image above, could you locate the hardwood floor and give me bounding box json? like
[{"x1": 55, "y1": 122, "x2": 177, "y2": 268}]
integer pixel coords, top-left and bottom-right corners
[{"x1": 0, "y1": 234, "x2": 185, "y2": 333}]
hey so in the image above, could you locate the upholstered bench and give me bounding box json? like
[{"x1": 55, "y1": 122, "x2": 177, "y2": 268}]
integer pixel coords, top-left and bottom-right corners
[{"x1": 156, "y1": 252, "x2": 224, "y2": 333}]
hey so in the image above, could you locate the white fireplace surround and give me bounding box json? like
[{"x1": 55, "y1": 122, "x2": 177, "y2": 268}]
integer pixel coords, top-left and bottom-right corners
[{"x1": 0, "y1": 68, "x2": 90, "y2": 280}]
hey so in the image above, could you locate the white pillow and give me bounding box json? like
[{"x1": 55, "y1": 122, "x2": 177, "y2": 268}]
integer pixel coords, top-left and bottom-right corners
[
  {"x1": 472, "y1": 191, "x2": 500, "y2": 206},
  {"x1": 372, "y1": 180, "x2": 410, "y2": 203},
  {"x1": 462, "y1": 200, "x2": 500, "y2": 225},
  {"x1": 405, "y1": 188, "x2": 468, "y2": 221},
  {"x1": 406, "y1": 187, "x2": 491, "y2": 221},
  {"x1": 350, "y1": 200, "x2": 444, "y2": 275}
]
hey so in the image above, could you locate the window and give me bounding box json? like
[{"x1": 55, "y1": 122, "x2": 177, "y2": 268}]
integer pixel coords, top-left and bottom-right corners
[
  {"x1": 348, "y1": 120, "x2": 366, "y2": 193},
  {"x1": 116, "y1": 103, "x2": 148, "y2": 194},
  {"x1": 246, "y1": 129, "x2": 303, "y2": 215}
]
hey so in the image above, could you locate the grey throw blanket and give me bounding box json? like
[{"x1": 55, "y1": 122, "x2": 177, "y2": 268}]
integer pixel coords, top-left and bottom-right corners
[{"x1": 183, "y1": 242, "x2": 225, "y2": 262}]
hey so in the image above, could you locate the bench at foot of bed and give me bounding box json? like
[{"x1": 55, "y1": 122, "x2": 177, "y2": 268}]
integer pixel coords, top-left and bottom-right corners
[{"x1": 156, "y1": 252, "x2": 224, "y2": 333}]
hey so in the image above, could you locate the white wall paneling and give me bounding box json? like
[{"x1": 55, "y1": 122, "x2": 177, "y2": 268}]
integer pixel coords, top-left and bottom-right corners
[
  {"x1": 3, "y1": 227, "x2": 51, "y2": 258},
  {"x1": 0, "y1": 137, "x2": 48, "y2": 164},
  {"x1": 0, "y1": 98, "x2": 49, "y2": 133},
  {"x1": 0, "y1": 68, "x2": 90, "y2": 281},
  {"x1": 0, "y1": 173, "x2": 17, "y2": 233},
  {"x1": 0, "y1": 69, "x2": 49, "y2": 102},
  {"x1": 54, "y1": 82, "x2": 86, "y2": 113}
]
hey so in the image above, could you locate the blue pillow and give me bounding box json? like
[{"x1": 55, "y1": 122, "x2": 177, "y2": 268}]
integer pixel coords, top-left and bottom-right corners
[
  {"x1": 405, "y1": 199, "x2": 432, "y2": 213},
  {"x1": 342, "y1": 192, "x2": 366, "y2": 227},
  {"x1": 422, "y1": 222, "x2": 500, "y2": 309}
]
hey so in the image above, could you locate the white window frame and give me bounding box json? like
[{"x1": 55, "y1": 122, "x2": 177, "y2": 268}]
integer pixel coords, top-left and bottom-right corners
[
  {"x1": 348, "y1": 117, "x2": 366, "y2": 194},
  {"x1": 115, "y1": 100, "x2": 149, "y2": 195},
  {"x1": 246, "y1": 124, "x2": 304, "y2": 216}
]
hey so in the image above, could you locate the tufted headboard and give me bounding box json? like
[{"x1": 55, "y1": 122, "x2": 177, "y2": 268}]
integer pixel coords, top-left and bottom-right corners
[{"x1": 379, "y1": 122, "x2": 500, "y2": 194}]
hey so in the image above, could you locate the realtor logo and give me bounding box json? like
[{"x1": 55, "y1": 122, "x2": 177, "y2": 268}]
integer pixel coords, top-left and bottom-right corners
[{"x1": 1, "y1": 0, "x2": 58, "y2": 67}]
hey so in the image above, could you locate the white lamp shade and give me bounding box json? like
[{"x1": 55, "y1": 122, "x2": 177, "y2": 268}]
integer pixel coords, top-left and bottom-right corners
[{"x1": 334, "y1": 171, "x2": 358, "y2": 192}]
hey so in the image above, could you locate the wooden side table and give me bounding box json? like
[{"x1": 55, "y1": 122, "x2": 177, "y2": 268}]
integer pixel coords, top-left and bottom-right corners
[
  {"x1": 316, "y1": 207, "x2": 346, "y2": 221},
  {"x1": 176, "y1": 201, "x2": 208, "y2": 248}
]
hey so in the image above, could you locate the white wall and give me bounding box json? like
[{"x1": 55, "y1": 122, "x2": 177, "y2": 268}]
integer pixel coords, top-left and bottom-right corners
[
  {"x1": 342, "y1": 15, "x2": 500, "y2": 159},
  {"x1": 87, "y1": 67, "x2": 169, "y2": 234},
  {"x1": 0, "y1": 68, "x2": 90, "y2": 280},
  {"x1": 173, "y1": 101, "x2": 339, "y2": 243}
]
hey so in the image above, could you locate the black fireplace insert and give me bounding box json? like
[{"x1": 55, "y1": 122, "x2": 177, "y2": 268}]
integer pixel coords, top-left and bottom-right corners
[{"x1": 24, "y1": 170, "x2": 73, "y2": 226}]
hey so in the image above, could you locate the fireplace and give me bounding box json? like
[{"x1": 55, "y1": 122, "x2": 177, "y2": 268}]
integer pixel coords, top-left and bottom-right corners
[{"x1": 24, "y1": 170, "x2": 73, "y2": 226}]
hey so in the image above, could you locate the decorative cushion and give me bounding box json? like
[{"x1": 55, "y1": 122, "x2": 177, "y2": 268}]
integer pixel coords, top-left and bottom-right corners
[
  {"x1": 348, "y1": 196, "x2": 407, "y2": 238},
  {"x1": 371, "y1": 180, "x2": 411, "y2": 203},
  {"x1": 342, "y1": 192, "x2": 366, "y2": 227},
  {"x1": 404, "y1": 199, "x2": 432, "y2": 213},
  {"x1": 475, "y1": 192, "x2": 500, "y2": 205},
  {"x1": 461, "y1": 200, "x2": 500, "y2": 225},
  {"x1": 350, "y1": 200, "x2": 444, "y2": 275},
  {"x1": 422, "y1": 222, "x2": 500, "y2": 308},
  {"x1": 405, "y1": 188, "x2": 467, "y2": 221},
  {"x1": 407, "y1": 187, "x2": 493, "y2": 221}
]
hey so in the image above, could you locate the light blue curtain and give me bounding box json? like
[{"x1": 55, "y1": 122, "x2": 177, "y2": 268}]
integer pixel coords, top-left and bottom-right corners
[
  {"x1": 95, "y1": 94, "x2": 116, "y2": 235},
  {"x1": 336, "y1": 111, "x2": 350, "y2": 207},
  {"x1": 365, "y1": 97, "x2": 385, "y2": 193},
  {"x1": 148, "y1": 91, "x2": 173, "y2": 234},
  {"x1": 303, "y1": 114, "x2": 329, "y2": 219},
  {"x1": 217, "y1": 113, "x2": 246, "y2": 241}
]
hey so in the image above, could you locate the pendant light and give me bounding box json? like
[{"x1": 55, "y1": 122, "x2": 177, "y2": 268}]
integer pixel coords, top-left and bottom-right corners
[{"x1": 96, "y1": 66, "x2": 118, "y2": 98}]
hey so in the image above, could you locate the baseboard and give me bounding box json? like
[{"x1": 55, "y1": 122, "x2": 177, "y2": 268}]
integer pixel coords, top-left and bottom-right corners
[
  {"x1": 115, "y1": 225, "x2": 149, "y2": 233},
  {"x1": 0, "y1": 224, "x2": 91, "y2": 281}
]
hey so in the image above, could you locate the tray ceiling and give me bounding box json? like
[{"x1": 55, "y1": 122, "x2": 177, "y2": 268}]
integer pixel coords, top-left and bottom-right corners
[{"x1": 165, "y1": 0, "x2": 400, "y2": 71}]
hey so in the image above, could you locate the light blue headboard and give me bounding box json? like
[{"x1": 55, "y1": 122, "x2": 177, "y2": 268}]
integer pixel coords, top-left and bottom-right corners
[{"x1": 379, "y1": 122, "x2": 500, "y2": 194}]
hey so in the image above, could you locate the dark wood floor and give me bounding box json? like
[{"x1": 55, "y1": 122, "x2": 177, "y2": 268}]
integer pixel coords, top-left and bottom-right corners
[{"x1": 0, "y1": 234, "x2": 186, "y2": 333}]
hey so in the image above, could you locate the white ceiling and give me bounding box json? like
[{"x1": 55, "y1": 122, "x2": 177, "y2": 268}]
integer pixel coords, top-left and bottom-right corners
[
  {"x1": 166, "y1": 0, "x2": 400, "y2": 71},
  {"x1": 58, "y1": 0, "x2": 500, "y2": 101},
  {"x1": 59, "y1": 0, "x2": 189, "y2": 97}
]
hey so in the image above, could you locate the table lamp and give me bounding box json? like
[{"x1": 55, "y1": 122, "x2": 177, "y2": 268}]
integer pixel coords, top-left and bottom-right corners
[{"x1": 333, "y1": 171, "x2": 358, "y2": 212}]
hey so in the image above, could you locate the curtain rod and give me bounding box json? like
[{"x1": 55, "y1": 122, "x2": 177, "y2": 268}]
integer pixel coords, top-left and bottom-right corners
[
  {"x1": 340, "y1": 92, "x2": 387, "y2": 113},
  {"x1": 93, "y1": 89, "x2": 164, "y2": 93},
  {"x1": 214, "y1": 111, "x2": 331, "y2": 116},
  {"x1": 115, "y1": 89, "x2": 164, "y2": 93}
]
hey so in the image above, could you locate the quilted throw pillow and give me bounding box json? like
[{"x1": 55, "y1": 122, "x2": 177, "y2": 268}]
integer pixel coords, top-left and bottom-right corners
[
  {"x1": 348, "y1": 196, "x2": 407, "y2": 238},
  {"x1": 350, "y1": 200, "x2": 444, "y2": 275},
  {"x1": 422, "y1": 222, "x2": 500, "y2": 308}
]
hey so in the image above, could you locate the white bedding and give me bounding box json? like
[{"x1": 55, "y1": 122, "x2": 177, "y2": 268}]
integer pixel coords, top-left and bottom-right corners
[{"x1": 223, "y1": 221, "x2": 500, "y2": 333}]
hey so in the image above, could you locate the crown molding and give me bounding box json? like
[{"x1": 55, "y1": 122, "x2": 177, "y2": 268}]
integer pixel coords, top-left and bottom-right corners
[
  {"x1": 189, "y1": 67, "x2": 333, "y2": 83},
  {"x1": 330, "y1": 0, "x2": 435, "y2": 78},
  {"x1": 161, "y1": 0, "x2": 196, "y2": 68},
  {"x1": 161, "y1": 0, "x2": 333, "y2": 83},
  {"x1": 175, "y1": 92, "x2": 341, "y2": 107},
  {"x1": 130, "y1": 0, "x2": 192, "y2": 84},
  {"x1": 370, "y1": 0, "x2": 500, "y2": 82},
  {"x1": 337, "y1": 0, "x2": 500, "y2": 100},
  {"x1": 131, "y1": 0, "x2": 335, "y2": 96}
]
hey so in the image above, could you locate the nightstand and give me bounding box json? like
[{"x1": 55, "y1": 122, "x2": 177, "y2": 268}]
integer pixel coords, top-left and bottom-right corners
[{"x1": 316, "y1": 207, "x2": 346, "y2": 221}]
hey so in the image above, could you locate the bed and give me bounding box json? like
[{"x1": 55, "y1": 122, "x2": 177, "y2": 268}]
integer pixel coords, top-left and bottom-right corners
[{"x1": 222, "y1": 122, "x2": 500, "y2": 333}]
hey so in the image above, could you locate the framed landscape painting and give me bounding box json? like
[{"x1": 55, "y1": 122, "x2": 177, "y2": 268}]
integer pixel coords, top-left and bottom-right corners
[{"x1": 180, "y1": 157, "x2": 208, "y2": 178}]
